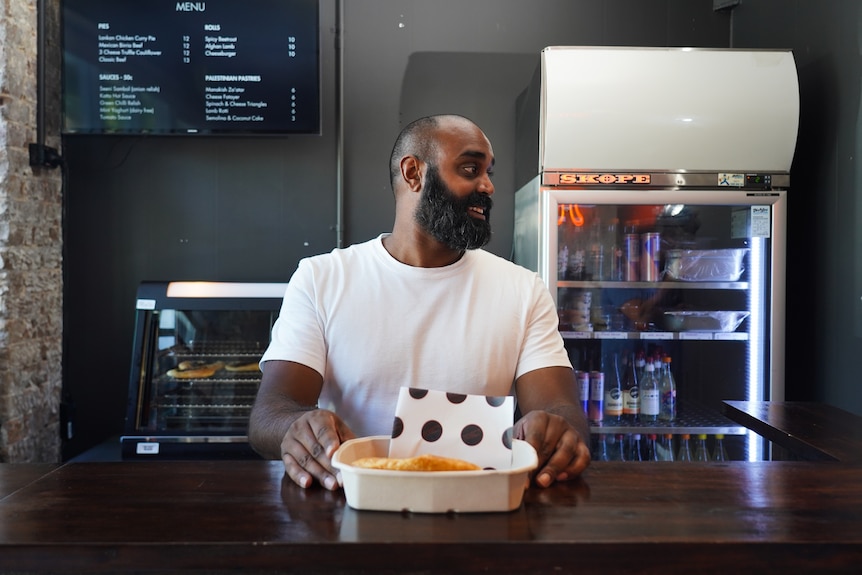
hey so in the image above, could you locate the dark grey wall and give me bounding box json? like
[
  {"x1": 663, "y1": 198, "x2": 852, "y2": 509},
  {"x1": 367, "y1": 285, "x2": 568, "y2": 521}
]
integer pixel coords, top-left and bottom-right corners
[
  {"x1": 341, "y1": 0, "x2": 730, "y2": 257},
  {"x1": 732, "y1": 0, "x2": 862, "y2": 416},
  {"x1": 61, "y1": 0, "x2": 732, "y2": 459}
]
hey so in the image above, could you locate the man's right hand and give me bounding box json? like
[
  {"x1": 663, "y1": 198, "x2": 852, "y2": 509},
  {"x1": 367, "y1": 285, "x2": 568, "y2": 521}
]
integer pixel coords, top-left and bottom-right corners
[{"x1": 280, "y1": 409, "x2": 356, "y2": 490}]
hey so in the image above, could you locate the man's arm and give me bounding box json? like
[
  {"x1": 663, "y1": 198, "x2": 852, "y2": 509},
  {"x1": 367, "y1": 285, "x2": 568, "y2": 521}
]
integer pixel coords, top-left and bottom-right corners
[
  {"x1": 248, "y1": 360, "x2": 323, "y2": 458},
  {"x1": 248, "y1": 360, "x2": 355, "y2": 489},
  {"x1": 514, "y1": 365, "x2": 591, "y2": 487}
]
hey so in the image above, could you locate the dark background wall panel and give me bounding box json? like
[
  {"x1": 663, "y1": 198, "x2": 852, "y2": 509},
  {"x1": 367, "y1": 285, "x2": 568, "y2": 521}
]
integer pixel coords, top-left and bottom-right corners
[
  {"x1": 61, "y1": 0, "x2": 734, "y2": 460},
  {"x1": 732, "y1": 0, "x2": 861, "y2": 417}
]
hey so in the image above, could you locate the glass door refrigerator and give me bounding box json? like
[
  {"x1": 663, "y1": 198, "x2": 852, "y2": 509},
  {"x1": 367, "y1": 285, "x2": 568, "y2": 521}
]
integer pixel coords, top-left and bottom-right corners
[{"x1": 513, "y1": 47, "x2": 799, "y2": 462}]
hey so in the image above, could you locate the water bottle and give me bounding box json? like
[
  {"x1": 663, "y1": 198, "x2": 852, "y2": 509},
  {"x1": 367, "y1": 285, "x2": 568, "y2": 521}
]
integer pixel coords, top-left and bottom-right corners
[
  {"x1": 659, "y1": 356, "x2": 677, "y2": 422},
  {"x1": 677, "y1": 434, "x2": 693, "y2": 462},
  {"x1": 639, "y1": 359, "x2": 660, "y2": 422},
  {"x1": 712, "y1": 434, "x2": 730, "y2": 462},
  {"x1": 594, "y1": 434, "x2": 610, "y2": 461},
  {"x1": 603, "y1": 353, "x2": 623, "y2": 422},
  {"x1": 621, "y1": 351, "x2": 640, "y2": 422},
  {"x1": 609, "y1": 434, "x2": 626, "y2": 461},
  {"x1": 628, "y1": 434, "x2": 644, "y2": 462},
  {"x1": 645, "y1": 434, "x2": 661, "y2": 461},
  {"x1": 694, "y1": 434, "x2": 711, "y2": 462},
  {"x1": 657, "y1": 434, "x2": 675, "y2": 461}
]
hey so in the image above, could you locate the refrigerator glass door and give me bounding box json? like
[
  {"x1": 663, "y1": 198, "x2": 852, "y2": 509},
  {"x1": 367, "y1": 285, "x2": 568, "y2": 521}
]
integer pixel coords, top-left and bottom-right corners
[{"x1": 537, "y1": 187, "x2": 786, "y2": 461}]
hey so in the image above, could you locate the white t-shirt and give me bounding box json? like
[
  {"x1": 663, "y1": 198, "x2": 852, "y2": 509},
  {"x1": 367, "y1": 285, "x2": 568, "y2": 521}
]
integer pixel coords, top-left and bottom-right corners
[{"x1": 261, "y1": 234, "x2": 571, "y2": 437}]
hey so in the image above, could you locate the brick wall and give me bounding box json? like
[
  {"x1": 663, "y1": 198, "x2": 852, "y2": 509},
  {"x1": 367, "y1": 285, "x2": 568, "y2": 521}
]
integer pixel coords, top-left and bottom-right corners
[{"x1": 0, "y1": 0, "x2": 63, "y2": 462}]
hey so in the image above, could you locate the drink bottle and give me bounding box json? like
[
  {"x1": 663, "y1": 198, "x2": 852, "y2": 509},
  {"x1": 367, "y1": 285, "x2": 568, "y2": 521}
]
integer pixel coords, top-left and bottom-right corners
[
  {"x1": 603, "y1": 352, "x2": 623, "y2": 422},
  {"x1": 658, "y1": 356, "x2": 677, "y2": 421},
  {"x1": 628, "y1": 434, "x2": 644, "y2": 462},
  {"x1": 604, "y1": 218, "x2": 623, "y2": 281},
  {"x1": 609, "y1": 434, "x2": 626, "y2": 461},
  {"x1": 639, "y1": 359, "x2": 660, "y2": 421},
  {"x1": 645, "y1": 434, "x2": 660, "y2": 461},
  {"x1": 635, "y1": 350, "x2": 646, "y2": 383},
  {"x1": 657, "y1": 434, "x2": 675, "y2": 461},
  {"x1": 594, "y1": 434, "x2": 610, "y2": 461},
  {"x1": 677, "y1": 434, "x2": 693, "y2": 462},
  {"x1": 558, "y1": 243, "x2": 569, "y2": 278},
  {"x1": 621, "y1": 351, "x2": 639, "y2": 422},
  {"x1": 694, "y1": 434, "x2": 711, "y2": 461},
  {"x1": 712, "y1": 434, "x2": 730, "y2": 461},
  {"x1": 568, "y1": 224, "x2": 586, "y2": 280},
  {"x1": 586, "y1": 217, "x2": 604, "y2": 280},
  {"x1": 588, "y1": 350, "x2": 604, "y2": 423}
]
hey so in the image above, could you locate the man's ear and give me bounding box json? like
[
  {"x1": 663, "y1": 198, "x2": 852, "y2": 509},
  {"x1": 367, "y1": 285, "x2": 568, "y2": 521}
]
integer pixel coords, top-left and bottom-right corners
[{"x1": 399, "y1": 156, "x2": 423, "y2": 193}]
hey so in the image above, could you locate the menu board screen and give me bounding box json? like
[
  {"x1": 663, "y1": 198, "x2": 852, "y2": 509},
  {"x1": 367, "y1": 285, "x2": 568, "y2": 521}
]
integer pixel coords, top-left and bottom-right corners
[{"x1": 62, "y1": 0, "x2": 320, "y2": 135}]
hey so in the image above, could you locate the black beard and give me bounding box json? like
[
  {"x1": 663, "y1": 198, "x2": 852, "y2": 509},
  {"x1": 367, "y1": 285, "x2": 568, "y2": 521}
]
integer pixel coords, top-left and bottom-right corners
[{"x1": 413, "y1": 165, "x2": 493, "y2": 251}]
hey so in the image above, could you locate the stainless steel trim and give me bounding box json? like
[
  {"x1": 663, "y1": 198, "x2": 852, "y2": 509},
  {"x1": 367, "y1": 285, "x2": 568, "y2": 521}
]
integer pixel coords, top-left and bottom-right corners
[
  {"x1": 542, "y1": 171, "x2": 790, "y2": 189},
  {"x1": 121, "y1": 435, "x2": 249, "y2": 444}
]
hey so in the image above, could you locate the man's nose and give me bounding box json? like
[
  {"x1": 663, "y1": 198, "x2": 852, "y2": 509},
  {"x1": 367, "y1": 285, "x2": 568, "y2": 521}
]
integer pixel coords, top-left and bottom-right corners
[{"x1": 477, "y1": 174, "x2": 494, "y2": 195}]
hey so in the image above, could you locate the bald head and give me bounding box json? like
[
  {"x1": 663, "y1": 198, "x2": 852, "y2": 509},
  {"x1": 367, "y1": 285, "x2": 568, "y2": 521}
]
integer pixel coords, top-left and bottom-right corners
[{"x1": 388, "y1": 114, "x2": 479, "y2": 191}]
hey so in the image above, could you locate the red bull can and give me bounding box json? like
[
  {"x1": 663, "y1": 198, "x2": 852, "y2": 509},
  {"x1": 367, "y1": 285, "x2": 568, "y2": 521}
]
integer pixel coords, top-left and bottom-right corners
[
  {"x1": 640, "y1": 232, "x2": 661, "y2": 282},
  {"x1": 623, "y1": 234, "x2": 640, "y2": 281}
]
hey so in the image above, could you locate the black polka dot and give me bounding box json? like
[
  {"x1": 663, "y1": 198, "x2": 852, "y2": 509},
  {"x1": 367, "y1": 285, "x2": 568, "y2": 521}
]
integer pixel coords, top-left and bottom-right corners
[
  {"x1": 486, "y1": 396, "x2": 506, "y2": 407},
  {"x1": 421, "y1": 420, "x2": 443, "y2": 442},
  {"x1": 461, "y1": 424, "x2": 483, "y2": 446},
  {"x1": 409, "y1": 388, "x2": 428, "y2": 399},
  {"x1": 391, "y1": 417, "x2": 404, "y2": 438},
  {"x1": 446, "y1": 393, "x2": 467, "y2": 404},
  {"x1": 502, "y1": 427, "x2": 513, "y2": 449}
]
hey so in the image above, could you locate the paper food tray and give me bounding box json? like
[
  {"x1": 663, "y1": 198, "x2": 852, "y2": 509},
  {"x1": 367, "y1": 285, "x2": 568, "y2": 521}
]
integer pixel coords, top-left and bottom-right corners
[
  {"x1": 332, "y1": 436, "x2": 538, "y2": 513},
  {"x1": 664, "y1": 248, "x2": 748, "y2": 282},
  {"x1": 663, "y1": 310, "x2": 750, "y2": 332}
]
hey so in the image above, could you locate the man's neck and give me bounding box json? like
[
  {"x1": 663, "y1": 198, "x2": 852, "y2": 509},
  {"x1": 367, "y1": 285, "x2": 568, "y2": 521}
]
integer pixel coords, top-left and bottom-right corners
[{"x1": 381, "y1": 230, "x2": 465, "y2": 268}]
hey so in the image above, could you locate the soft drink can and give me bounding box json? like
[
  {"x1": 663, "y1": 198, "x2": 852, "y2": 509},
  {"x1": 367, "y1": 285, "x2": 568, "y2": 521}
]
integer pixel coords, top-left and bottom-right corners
[
  {"x1": 640, "y1": 232, "x2": 661, "y2": 282},
  {"x1": 576, "y1": 370, "x2": 590, "y2": 414},
  {"x1": 588, "y1": 370, "x2": 604, "y2": 423},
  {"x1": 623, "y1": 234, "x2": 640, "y2": 281}
]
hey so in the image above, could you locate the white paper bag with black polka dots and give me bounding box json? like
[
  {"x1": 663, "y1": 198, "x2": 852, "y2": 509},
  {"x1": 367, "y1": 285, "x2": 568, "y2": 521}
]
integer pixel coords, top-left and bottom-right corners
[{"x1": 387, "y1": 387, "x2": 515, "y2": 470}]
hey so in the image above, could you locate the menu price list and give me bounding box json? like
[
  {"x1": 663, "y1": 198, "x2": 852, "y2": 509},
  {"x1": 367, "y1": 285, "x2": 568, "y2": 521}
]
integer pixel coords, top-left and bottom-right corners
[{"x1": 64, "y1": 0, "x2": 319, "y2": 134}]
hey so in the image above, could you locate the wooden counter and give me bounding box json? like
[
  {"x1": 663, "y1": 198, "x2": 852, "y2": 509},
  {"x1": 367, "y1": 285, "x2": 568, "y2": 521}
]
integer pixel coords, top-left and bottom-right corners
[
  {"x1": 0, "y1": 464, "x2": 56, "y2": 501},
  {"x1": 1, "y1": 460, "x2": 860, "y2": 574},
  {"x1": 723, "y1": 400, "x2": 862, "y2": 462}
]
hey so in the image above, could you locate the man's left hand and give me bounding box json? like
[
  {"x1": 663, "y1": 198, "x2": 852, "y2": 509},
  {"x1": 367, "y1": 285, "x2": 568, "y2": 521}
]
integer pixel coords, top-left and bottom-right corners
[{"x1": 514, "y1": 410, "x2": 591, "y2": 487}]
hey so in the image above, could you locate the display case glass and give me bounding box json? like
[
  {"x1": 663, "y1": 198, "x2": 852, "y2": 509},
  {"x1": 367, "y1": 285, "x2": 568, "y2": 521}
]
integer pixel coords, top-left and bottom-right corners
[{"x1": 122, "y1": 282, "x2": 286, "y2": 459}]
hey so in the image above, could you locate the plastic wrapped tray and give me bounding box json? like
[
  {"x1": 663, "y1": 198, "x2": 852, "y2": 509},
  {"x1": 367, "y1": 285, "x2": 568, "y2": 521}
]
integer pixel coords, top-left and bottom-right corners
[
  {"x1": 664, "y1": 248, "x2": 749, "y2": 282},
  {"x1": 663, "y1": 311, "x2": 750, "y2": 332},
  {"x1": 332, "y1": 436, "x2": 538, "y2": 513}
]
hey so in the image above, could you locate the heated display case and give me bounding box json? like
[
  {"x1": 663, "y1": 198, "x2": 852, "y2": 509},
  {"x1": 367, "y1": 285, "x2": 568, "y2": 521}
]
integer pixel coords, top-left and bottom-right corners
[
  {"x1": 514, "y1": 47, "x2": 799, "y2": 461},
  {"x1": 122, "y1": 281, "x2": 287, "y2": 459}
]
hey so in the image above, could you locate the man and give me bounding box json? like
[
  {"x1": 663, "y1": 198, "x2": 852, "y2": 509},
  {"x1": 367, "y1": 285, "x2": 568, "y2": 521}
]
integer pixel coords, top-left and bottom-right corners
[{"x1": 248, "y1": 114, "x2": 590, "y2": 490}]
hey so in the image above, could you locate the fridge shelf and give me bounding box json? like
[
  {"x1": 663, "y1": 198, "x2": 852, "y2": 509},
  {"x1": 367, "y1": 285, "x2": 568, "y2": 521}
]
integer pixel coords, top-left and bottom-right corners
[
  {"x1": 557, "y1": 280, "x2": 749, "y2": 291},
  {"x1": 561, "y1": 331, "x2": 748, "y2": 342},
  {"x1": 589, "y1": 401, "x2": 748, "y2": 436}
]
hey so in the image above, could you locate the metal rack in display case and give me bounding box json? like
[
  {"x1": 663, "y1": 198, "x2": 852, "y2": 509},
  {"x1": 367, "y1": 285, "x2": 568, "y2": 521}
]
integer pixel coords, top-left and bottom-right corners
[{"x1": 122, "y1": 281, "x2": 286, "y2": 459}]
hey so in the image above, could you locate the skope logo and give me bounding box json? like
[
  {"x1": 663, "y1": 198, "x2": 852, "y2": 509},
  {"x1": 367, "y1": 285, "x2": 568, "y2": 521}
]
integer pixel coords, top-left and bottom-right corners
[{"x1": 558, "y1": 173, "x2": 651, "y2": 185}]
